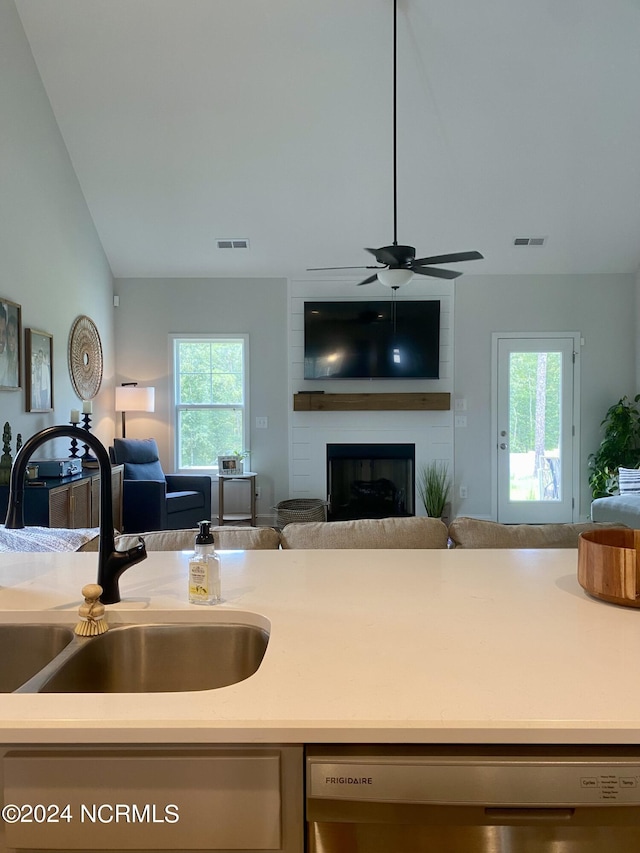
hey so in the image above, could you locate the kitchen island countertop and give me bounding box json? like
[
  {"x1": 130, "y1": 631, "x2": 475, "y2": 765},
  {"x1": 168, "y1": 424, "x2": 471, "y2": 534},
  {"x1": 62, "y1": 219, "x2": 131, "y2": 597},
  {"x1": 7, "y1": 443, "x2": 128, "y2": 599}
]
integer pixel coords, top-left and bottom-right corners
[{"x1": 0, "y1": 547, "x2": 636, "y2": 745}]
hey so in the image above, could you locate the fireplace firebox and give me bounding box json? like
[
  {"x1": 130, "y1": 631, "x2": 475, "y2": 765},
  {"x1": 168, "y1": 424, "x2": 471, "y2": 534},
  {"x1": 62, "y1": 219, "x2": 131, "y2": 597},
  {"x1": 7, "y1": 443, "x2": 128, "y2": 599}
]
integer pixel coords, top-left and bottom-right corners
[{"x1": 326, "y1": 444, "x2": 415, "y2": 521}]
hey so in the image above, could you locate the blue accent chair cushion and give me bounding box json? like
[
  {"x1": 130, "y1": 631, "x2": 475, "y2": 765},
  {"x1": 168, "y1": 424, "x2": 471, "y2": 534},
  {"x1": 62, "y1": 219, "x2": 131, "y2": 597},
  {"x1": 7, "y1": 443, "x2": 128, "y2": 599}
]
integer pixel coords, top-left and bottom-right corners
[{"x1": 110, "y1": 438, "x2": 211, "y2": 533}]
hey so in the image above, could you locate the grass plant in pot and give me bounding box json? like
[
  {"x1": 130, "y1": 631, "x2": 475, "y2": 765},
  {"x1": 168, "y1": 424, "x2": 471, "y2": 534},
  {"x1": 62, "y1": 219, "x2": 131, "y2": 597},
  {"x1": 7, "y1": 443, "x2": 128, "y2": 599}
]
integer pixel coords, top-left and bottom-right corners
[
  {"x1": 417, "y1": 461, "x2": 451, "y2": 524},
  {"x1": 588, "y1": 394, "x2": 640, "y2": 499}
]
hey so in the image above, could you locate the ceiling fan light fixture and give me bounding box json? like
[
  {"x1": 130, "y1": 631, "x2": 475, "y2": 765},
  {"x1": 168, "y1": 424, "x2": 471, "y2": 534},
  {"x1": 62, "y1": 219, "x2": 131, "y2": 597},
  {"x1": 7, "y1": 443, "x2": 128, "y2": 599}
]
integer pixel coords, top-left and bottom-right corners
[{"x1": 377, "y1": 268, "x2": 414, "y2": 288}]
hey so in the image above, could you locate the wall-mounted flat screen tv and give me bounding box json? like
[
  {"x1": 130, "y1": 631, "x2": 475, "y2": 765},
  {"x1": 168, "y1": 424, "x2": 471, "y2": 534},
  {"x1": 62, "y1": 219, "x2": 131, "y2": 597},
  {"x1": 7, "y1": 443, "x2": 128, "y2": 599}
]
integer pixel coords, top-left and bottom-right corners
[{"x1": 303, "y1": 300, "x2": 440, "y2": 379}]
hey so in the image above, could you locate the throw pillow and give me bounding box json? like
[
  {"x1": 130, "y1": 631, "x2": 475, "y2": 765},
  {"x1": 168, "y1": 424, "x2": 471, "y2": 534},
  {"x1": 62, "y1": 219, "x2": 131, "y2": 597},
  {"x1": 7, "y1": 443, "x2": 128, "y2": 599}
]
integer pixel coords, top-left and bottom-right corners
[{"x1": 618, "y1": 467, "x2": 640, "y2": 494}]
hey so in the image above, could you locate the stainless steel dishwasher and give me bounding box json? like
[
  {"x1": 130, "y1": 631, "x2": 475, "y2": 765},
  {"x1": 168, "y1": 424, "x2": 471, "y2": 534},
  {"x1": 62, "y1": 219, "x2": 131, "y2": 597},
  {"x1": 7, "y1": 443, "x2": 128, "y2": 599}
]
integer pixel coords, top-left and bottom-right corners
[{"x1": 306, "y1": 745, "x2": 640, "y2": 852}]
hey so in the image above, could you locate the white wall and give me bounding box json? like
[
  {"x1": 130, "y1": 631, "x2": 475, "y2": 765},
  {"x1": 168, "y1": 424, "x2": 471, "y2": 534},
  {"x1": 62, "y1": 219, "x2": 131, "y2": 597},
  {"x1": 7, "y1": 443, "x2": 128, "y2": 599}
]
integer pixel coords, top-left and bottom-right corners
[
  {"x1": 454, "y1": 273, "x2": 637, "y2": 520},
  {"x1": 637, "y1": 267, "x2": 640, "y2": 391},
  {"x1": 0, "y1": 0, "x2": 115, "y2": 457},
  {"x1": 113, "y1": 277, "x2": 288, "y2": 522}
]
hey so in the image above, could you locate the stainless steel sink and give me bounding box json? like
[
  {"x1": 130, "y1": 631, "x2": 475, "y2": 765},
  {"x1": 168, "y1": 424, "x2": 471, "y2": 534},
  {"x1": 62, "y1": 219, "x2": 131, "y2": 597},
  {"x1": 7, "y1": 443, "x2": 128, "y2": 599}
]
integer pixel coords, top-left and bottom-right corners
[
  {"x1": 0, "y1": 624, "x2": 75, "y2": 693},
  {"x1": 38, "y1": 623, "x2": 269, "y2": 693}
]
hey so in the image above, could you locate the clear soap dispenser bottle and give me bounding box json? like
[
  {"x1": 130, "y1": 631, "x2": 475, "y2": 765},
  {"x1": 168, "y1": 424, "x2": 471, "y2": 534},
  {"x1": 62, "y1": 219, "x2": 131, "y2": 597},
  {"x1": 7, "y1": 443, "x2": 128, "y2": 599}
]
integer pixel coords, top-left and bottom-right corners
[{"x1": 188, "y1": 520, "x2": 221, "y2": 605}]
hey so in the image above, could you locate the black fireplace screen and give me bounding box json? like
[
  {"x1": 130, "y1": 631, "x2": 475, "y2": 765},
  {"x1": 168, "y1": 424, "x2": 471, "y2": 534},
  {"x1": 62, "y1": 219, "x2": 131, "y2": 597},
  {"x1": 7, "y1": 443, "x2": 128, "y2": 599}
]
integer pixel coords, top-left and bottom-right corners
[{"x1": 326, "y1": 444, "x2": 415, "y2": 521}]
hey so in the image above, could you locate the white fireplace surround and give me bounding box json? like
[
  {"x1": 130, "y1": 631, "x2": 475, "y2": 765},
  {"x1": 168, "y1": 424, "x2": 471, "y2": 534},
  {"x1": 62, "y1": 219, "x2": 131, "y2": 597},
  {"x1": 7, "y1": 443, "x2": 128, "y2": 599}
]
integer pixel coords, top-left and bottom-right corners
[{"x1": 288, "y1": 278, "x2": 454, "y2": 516}]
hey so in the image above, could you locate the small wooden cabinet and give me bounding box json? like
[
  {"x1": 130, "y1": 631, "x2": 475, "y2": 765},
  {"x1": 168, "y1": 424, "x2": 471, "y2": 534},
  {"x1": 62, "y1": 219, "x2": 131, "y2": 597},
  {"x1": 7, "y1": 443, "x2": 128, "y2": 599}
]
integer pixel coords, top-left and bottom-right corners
[
  {"x1": 49, "y1": 477, "x2": 92, "y2": 528},
  {"x1": 0, "y1": 465, "x2": 124, "y2": 531}
]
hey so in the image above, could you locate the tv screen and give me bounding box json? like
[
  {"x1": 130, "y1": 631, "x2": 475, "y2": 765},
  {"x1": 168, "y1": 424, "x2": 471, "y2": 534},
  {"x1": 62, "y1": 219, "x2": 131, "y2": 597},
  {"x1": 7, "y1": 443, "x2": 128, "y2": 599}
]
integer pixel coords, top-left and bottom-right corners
[{"x1": 303, "y1": 300, "x2": 440, "y2": 379}]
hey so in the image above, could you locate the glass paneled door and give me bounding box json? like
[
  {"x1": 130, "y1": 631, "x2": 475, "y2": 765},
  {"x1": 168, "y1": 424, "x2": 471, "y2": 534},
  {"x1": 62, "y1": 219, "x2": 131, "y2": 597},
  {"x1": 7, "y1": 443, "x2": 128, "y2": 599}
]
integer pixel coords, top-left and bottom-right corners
[{"x1": 495, "y1": 335, "x2": 579, "y2": 523}]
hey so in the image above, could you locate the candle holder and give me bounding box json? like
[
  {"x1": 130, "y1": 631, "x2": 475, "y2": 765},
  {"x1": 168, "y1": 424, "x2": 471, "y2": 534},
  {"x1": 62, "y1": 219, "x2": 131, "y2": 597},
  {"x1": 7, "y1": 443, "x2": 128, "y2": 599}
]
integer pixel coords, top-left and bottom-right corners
[
  {"x1": 80, "y1": 414, "x2": 98, "y2": 467},
  {"x1": 69, "y1": 421, "x2": 80, "y2": 458}
]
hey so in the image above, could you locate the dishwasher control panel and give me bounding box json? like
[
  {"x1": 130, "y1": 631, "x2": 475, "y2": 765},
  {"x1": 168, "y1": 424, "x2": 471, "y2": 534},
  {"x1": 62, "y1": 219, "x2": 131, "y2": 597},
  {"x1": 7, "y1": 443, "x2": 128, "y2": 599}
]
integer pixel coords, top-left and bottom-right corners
[{"x1": 307, "y1": 748, "x2": 640, "y2": 806}]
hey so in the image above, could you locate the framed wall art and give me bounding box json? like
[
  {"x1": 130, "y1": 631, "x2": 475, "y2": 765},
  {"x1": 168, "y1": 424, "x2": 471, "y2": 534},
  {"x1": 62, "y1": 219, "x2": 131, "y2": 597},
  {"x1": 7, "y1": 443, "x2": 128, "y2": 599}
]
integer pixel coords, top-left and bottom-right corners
[
  {"x1": 0, "y1": 298, "x2": 21, "y2": 391},
  {"x1": 26, "y1": 328, "x2": 53, "y2": 412}
]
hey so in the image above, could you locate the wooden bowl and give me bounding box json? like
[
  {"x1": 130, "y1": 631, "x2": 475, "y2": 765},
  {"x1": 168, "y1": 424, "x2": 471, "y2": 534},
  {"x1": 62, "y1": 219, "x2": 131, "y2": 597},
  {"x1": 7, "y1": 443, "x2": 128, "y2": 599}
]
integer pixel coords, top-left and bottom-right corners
[{"x1": 578, "y1": 527, "x2": 640, "y2": 607}]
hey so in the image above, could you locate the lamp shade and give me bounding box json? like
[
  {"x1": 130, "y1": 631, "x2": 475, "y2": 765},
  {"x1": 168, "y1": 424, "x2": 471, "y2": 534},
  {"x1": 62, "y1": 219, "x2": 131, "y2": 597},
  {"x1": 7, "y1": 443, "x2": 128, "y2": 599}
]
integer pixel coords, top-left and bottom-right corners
[
  {"x1": 115, "y1": 386, "x2": 155, "y2": 413},
  {"x1": 376, "y1": 268, "x2": 414, "y2": 288}
]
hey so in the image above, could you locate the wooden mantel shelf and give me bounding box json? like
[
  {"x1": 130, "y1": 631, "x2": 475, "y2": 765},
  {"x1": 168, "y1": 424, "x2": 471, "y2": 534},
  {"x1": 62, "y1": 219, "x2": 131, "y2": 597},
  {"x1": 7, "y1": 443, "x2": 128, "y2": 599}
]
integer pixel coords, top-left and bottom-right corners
[{"x1": 293, "y1": 392, "x2": 450, "y2": 412}]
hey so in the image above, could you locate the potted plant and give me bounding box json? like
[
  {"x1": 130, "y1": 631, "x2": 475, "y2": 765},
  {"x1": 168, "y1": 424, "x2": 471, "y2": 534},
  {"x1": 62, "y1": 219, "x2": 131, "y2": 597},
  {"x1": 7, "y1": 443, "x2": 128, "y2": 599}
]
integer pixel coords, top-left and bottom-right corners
[
  {"x1": 231, "y1": 449, "x2": 249, "y2": 474},
  {"x1": 417, "y1": 461, "x2": 451, "y2": 522},
  {"x1": 588, "y1": 394, "x2": 640, "y2": 499}
]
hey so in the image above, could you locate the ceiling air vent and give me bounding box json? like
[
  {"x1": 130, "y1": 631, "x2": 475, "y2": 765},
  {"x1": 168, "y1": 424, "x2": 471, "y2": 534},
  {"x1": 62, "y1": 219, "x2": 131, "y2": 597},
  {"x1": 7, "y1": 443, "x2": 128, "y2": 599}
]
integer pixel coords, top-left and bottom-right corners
[
  {"x1": 216, "y1": 238, "x2": 250, "y2": 250},
  {"x1": 513, "y1": 237, "x2": 546, "y2": 247}
]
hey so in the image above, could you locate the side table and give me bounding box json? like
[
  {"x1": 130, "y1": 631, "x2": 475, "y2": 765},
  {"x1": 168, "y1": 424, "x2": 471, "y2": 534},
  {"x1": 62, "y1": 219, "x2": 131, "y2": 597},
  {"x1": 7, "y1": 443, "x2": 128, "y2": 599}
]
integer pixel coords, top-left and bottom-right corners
[{"x1": 217, "y1": 472, "x2": 257, "y2": 526}]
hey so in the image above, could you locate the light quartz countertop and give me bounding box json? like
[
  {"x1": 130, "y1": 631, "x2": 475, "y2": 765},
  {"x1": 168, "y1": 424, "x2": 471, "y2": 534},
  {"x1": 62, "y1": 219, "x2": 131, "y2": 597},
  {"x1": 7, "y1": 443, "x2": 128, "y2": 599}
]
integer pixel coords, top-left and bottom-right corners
[{"x1": 0, "y1": 547, "x2": 637, "y2": 745}]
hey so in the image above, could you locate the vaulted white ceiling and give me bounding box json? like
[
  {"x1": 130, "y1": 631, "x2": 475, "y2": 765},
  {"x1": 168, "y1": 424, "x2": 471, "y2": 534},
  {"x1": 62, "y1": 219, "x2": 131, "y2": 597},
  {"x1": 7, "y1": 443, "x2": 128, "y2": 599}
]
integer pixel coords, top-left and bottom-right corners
[{"x1": 15, "y1": 0, "x2": 640, "y2": 280}]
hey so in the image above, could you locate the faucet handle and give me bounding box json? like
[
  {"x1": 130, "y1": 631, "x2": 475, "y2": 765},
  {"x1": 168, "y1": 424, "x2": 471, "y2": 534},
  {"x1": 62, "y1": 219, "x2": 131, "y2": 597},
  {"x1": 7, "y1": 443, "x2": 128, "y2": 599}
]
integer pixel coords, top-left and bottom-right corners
[
  {"x1": 126, "y1": 537, "x2": 147, "y2": 559},
  {"x1": 75, "y1": 584, "x2": 109, "y2": 636}
]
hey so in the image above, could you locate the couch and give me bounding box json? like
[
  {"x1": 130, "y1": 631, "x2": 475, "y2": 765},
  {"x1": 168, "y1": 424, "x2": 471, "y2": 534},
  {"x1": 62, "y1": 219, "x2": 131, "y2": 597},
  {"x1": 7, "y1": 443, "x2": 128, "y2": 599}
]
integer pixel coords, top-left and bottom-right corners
[
  {"x1": 6, "y1": 516, "x2": 624, "y2": 554},
  {"x1": 448, "y1": 517, "x2": 621, "y2": 549},
  {"x1": 590, "y1": 495, "x2": 640, "y2": 528},
  {"x1": 114, "y1": 526, "x2": 281, "y2": 551},
  {"x1": 590, "y1": 466, "x2": 640, "y2": 528},
  {"x1": 279, "y1": 516, "x2": 449, "y2": 549}
]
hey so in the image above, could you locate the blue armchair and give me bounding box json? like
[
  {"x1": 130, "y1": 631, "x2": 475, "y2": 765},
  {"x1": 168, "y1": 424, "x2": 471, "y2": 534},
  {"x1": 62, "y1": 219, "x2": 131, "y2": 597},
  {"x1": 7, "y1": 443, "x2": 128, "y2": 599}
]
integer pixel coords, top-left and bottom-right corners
[{"x1": 110, "y1": 438, "x2": 211, "y2": 533}]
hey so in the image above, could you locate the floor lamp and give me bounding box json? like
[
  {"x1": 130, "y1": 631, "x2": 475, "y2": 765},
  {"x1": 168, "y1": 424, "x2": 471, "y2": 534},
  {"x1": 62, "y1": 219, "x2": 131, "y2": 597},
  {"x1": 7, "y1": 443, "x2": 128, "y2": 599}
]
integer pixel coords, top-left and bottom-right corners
[{"x1": 115, "y1": 383, "x2": 155, "y2": 438}]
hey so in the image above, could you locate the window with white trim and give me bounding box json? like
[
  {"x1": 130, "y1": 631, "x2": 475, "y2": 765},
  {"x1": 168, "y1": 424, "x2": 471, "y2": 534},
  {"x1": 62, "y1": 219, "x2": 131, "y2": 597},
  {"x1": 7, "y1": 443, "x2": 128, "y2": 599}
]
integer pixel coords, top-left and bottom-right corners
[{"x1": 172, "y1": 335, "x2": 247, "y2": 470}]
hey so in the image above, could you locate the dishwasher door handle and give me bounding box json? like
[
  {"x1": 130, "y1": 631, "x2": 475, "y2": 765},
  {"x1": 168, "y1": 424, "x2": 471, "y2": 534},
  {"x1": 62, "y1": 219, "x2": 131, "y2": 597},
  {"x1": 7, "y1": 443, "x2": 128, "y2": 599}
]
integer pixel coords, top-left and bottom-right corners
[{"x1": 485, "y1": 807, "x2": 576, "y2": 823}]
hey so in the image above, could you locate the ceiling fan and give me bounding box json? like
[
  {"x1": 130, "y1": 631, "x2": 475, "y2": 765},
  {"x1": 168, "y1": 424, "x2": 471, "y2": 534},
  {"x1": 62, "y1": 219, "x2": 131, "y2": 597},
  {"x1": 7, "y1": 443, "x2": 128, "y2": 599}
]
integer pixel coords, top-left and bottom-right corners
[{"x1": 308, "y1": 0, "x2": 483, "y2": 289}]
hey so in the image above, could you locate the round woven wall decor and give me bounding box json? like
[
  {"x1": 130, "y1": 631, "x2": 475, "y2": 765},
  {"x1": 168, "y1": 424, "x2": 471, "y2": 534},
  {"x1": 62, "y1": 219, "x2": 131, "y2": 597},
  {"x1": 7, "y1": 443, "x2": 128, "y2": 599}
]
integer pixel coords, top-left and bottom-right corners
[{"x1": 68, "y1": 315, "x2": 103, "y2": 400}]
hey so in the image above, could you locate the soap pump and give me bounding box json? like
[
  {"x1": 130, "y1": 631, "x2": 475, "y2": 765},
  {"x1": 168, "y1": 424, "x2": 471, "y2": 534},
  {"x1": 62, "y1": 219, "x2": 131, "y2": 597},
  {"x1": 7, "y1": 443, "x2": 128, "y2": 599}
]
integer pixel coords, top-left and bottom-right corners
[{"x1": 188, "y1": 520, "x2": 221, "y2": 605}]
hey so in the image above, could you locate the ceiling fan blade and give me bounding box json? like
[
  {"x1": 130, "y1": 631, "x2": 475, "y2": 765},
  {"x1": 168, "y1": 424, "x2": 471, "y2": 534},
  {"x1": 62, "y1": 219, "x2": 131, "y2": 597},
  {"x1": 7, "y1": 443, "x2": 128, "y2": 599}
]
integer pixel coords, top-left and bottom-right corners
[
  {"x1": 413, "y1": 250, "x2": 484, "y2": 266},
  {"x1": 410, "y1": 265, "x2": 462, "y2": 280},
  {"x1": 365, "y1": 247, "x2": 400, "y2": 267},
  {"x1": 356, "y1": 274, "x2": 381, "y2": 286},
  {"x1": 307, "y1": 265, "x2": 381, "y2": 271}
]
